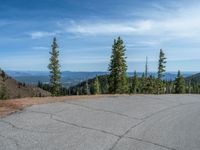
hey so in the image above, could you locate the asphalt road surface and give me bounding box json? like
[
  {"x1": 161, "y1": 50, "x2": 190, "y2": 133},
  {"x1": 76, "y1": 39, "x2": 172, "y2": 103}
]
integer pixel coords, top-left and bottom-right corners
[{"x1": 1, "y1": 95, "x2": 200, "y2": 150}]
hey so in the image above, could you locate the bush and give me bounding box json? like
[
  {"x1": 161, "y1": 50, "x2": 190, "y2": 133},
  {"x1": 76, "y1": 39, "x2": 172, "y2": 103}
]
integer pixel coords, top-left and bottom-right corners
[{"x1": 0, "y1": 85, "x2": 9, "y2": 100}]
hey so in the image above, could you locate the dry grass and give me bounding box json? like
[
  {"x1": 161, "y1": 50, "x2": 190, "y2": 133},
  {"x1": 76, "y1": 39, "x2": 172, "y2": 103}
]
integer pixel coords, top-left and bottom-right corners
[{"x1": 0, "y1": 95, "x2": 112, "y2": 118}]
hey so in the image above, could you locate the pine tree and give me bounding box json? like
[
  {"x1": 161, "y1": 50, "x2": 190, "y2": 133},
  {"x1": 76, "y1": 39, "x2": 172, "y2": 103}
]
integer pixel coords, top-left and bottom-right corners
[
  {"x1": 146, "y1": 75, "x2": 156, "y2": 94},
  {"x1": 157, "y1": 49, "x2": 167, "y2": 94},
  {"x1": 94, "y1": 75, "x2": 100, "y2": 95},
  {"x1": 174, "y1": 70, "x2": 186, "y2": 94},
  {"x1": 158, "y1": 49, "x2": 167, "y2": 80},
  {"x1": 132, "y1": 71, "x2": 139, "y2": 94},
  {"x1": 145, "y1": 56, "x2": 148, "y2": 78},
  {"x1": 108, "y1": 37, "x2": 129, "y2": 94},
  {"x1": 83, "y1": 80, "x2": 90, "y2": 95},
  {"x1": 48, "y1": 37, "x2": 61, "y2": 96},
  {"x1": 139, "y1": 73, "x2": 146, "y2": 94}
]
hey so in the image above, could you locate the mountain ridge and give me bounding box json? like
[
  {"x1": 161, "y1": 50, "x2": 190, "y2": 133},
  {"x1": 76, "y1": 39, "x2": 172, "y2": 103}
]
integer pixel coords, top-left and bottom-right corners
[{"x1": 6, "y1": 71, "x2": 197, "y2": 88}]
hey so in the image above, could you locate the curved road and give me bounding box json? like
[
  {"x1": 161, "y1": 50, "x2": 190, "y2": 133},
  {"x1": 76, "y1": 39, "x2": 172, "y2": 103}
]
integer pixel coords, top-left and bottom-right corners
[{"x1": 0, "y1": 95, "x2": 200, "y2": 150}]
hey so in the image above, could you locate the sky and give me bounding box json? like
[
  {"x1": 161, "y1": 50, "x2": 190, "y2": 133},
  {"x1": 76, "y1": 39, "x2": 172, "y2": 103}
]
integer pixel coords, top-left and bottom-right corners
[{"x1": 0, "y1": 0, "x2": 200, "y2": 72}]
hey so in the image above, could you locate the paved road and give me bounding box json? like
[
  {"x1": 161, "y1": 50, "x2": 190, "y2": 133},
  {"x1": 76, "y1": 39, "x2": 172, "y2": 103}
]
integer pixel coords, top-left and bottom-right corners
[{"x1": 1, "y1": 95, "x2": 200, "y2": 150}]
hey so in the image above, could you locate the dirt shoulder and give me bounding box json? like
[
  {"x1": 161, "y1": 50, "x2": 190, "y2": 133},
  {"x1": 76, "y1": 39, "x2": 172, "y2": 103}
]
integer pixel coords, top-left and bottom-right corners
[{"x1": 0, "y1": 95, "x2": 111, "y2": 118}]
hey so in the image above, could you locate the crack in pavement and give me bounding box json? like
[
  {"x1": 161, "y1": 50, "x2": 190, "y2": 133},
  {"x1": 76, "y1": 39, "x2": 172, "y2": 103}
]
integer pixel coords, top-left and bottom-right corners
[
  {"x1": 126, "y1": 137, "x2": 177, "y2": 150},
  {"x1": 25, "y1": 110, "x2": 57, "y2": 119},
  {"x1": 137, "y1": 95, "x2": 181, "y2": 105},
  {"x1": 51, "y1": 116, "x2": 121, "y2": 137},
  {"x1": 0, "y1": 110, "x2": 122, "y2": 138},
  {"x1": 63, "y1": 101, "x2": 142, "y2": 120},
  {"x1": 108, "y1": 120, "x2": 146, "y2": 150},
  {"x1": 142, "y1": 101, "x2": 200, "y2": 120},
  {"x1": 0, "y1": 119, "x2": 59, "y2": 134},
  {"x1": 0, "y1": 133, "x2": 20, "y2": 149},
  {"x1": 108, "y1": 102, "x2": 200, "y2": 150}
]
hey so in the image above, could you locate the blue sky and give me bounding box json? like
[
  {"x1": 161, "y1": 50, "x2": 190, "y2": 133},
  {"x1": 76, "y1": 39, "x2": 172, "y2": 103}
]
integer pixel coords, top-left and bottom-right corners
[{"x1": 0, "y1": 0, "x2": 200, "y2": 72}]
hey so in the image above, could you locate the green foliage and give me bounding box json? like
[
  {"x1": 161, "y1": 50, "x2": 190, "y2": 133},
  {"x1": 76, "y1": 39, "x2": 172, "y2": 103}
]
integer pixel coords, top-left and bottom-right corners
[
  {"x1": 0, "y1": 84, "x2": 9, "y2": 100},
  {"x1": 157, "y1": 49, "x2": 167, "y2": 94},
  {"x1": 145, "y1": 56, "x2": 148, "y2": 78},
  {"x1": 83, "y1": 80, "x2": 91, "y2": 95},
  {"x1": 131, "y1": 71, "x2": 139, "y2": 94},
  {"x1": 174, "y1": 71, "x2": 186, "y2": 94},
  {"x1": 37, "y1": 81, "x2": 68, "y2": 96},
  {"x1": 48, "y1": 37, "x2": 61, "y2": 96},
  {"x1": 145, "y1": 75, "x2": 157, "y2": 94},
  {"x1": 139, "y1": 73, "x2": 146, "y2": 93},
  {"x1": 93, "y1": 76, "x2": 100, "y2": 95},
  {"x1": 108, "y1": 37, "x2": 129, "y2": 94},
  {"x1": 158, "y1": 49, "x2": 167, "y2": 80}
]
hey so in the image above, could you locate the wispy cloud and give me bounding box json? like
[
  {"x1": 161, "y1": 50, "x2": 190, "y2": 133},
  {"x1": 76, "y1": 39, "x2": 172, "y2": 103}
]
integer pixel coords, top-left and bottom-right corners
[
  {"x1": 58, "y1": 3, "x2": 200, "y2": 40},
  {"x1": 126, "y1": 41, "x2": 159, "y2": 48},
  {"x1": 32, "y1": 46, "x2": 49, "y2": 50},
  {"x1": 65, "y1": 20, "x2": 153, "y2": 35},
  {"x1": 29, "y1": 31, "x2": 54, "y2": 39}
]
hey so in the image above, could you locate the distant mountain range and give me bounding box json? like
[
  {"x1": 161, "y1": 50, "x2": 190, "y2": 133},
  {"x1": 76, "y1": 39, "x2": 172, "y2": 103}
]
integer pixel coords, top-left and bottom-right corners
[{"x1": 6, "y1": 70, "x2": 198, "y2": 88}]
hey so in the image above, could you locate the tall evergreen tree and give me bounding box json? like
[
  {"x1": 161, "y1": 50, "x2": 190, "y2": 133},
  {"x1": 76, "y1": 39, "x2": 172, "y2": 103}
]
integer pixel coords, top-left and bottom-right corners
[
  {"x1": 158, "y1": 49, "x2": 167, "y2": 80},
  {"x1": 145, "y1": 56, "x2": 148, "y2": 78},
  {"x1": 108, "y1": 37, "x2": 129, "y2": 94},
  {"x1": 48, "y1": 37, "x2": 61, "y2": 96},
  {"x1": 157, "y1": 49, "x2": 167, "y2": 94},
  {"x1": 83, "y1": 80, "x2": 90, "y2": 95},
  {"x1": 132, "y1": 71, "x2": 139, "y2": 94},
  {"x1": 140, "y1": 73, "x2": 146, "y2": 94},
  {"x1": 174, "y1": 70, "x2": 186, "y2": 94},
  {"x1": 94, "y1": 75, "x2": 100, "y2": 95},
  {"x1": 145, "y1": 75, "x2": 155, "y2": 94}
]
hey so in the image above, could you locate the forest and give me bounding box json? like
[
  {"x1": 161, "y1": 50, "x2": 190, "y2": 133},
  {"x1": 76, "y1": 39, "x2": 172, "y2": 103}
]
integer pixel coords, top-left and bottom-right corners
[{"x1": 38, "y1": 37, "x2": 200, "y2": 96}]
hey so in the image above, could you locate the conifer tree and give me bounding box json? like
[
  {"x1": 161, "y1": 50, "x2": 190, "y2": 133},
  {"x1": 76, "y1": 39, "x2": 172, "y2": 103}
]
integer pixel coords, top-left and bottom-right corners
[
  {"x1": 94, "y1": 75, "x2": 100, "y2": 95},
  {"x1": 174, "y1": 70, "x2": 186, "y2": 94},
  {"x1": 48, "y1": 37, "x2": 61, "y2": 96},
  {"x1": 145, "y1": 56, "x2": 148, "y2": 78},
  {"x1": 146, "y1": 75, "x2": 156, "y2": 94},
  {"x1": 132, "y1": 71, "x2": 139, "y2": 94},
  {"x1": 139, "y1": 73, "x2": 146, "y2": 94},
  {"x1": 158, "y1": 49, "x2": 167, "y2": 80},
  {"x1": 108, "y1": 37, "x2": 129, "y2": 94},
  {"x1": 157, "y1": 49, "x2": 167, "y2": 94},
  {"x1": 83, "y1": 80, "x2": 90, "y2": 95}
]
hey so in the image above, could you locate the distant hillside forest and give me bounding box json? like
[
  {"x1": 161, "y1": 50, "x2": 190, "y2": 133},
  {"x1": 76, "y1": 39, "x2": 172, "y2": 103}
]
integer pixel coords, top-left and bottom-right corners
[{"x1": 37, "y1": 37, "x2": 200, "y2": 95}]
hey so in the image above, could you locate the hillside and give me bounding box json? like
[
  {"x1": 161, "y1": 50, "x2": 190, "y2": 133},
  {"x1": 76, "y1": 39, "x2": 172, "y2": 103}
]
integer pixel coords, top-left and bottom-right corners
[
  {"x1": 68, "y1": 72, "x2": 200, "y2": 95},
  {"x1": 0, "y1": 70, "x2": 50, "y2": 99},
  {"x1": 185, "y1": 72, "x2": 200, "y2": 84}
]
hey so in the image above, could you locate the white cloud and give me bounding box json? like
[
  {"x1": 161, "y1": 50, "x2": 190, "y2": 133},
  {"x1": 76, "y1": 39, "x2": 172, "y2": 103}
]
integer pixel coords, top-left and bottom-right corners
[
  {"x1": 65, "y1": 20, "x2": 153, "y2": 35},
  {"x1": 126, "y1": 41, "x2": 159, "y2": 47},
  {"x1": 60, "y1": 3, "x2": 200, "y2": 40},
  {"x1": 32, "y1": 46, "x2": 49, "y2": 50},
  {"x1": 29, "y1": 31, "x2": 55, "y2": 39}
]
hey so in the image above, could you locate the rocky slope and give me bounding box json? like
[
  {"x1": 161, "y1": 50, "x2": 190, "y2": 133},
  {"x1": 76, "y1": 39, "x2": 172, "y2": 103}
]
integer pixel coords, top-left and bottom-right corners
[{"x1": 0, "y1": 70, "x2": 50, "y2": 99}]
